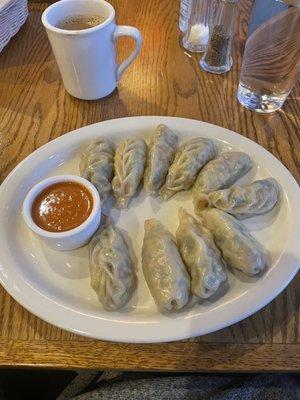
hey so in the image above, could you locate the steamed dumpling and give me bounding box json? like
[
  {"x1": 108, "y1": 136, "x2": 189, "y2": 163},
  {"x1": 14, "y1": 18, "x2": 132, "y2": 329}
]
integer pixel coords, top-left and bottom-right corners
[
  {"x1": 112, "y1": 138, "x2": 147, "y2": 208},
  {"x1": 193, "y1": 151, "x2": 253, "y2": 213},
  {"x1": 79, "y1": 139, "x2": 115, "y2": 209},
  {"x1": 176, "y1": 208, "x2": 227, "y2": 299},
  {"x1": 142, "y1": 219, "x2": 190, "y2": 312},
  {"x1": 160, "y1": 138, "x2": 217, "y2": 200},
  {"x1": 207, "y1": 178, "x2": 279, "y2": 219},
  {"x1": 144, "y1": 124, "x2": 178, "y2": 196},
  {"x1": 89, "y1": 223, "x2": 136, "y2": 311},
  {"x1": 200, "y1": 209, "x2": 266, "y2": 276}
]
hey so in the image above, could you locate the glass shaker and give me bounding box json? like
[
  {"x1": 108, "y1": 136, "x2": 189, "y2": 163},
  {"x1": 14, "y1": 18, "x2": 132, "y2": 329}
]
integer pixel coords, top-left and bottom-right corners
[
  {"x1": 179, "y1": 0, "x2": 192, "y2": 32},
  {"x1": 182, "y1": 0, "x2": 211, "y2": 53},
  {"x1": 200, "y1": 0, "x2": 238, "y2": 74}
]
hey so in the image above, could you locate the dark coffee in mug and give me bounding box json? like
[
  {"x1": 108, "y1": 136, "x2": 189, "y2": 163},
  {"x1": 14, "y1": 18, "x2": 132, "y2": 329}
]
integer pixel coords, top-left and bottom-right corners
[{"x1": 56, "y1": 14, "x2": 106, "y2": 30}]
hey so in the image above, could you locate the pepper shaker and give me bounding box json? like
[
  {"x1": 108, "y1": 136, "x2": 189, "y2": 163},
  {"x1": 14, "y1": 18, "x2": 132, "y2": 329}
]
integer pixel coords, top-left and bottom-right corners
[{"x1": 200, "y1": 0, "x2": 238, "y2": 74}]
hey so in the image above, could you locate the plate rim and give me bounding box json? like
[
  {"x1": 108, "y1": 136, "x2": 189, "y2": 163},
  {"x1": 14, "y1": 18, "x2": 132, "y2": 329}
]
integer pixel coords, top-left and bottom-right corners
[{"x1": 0, "y1": 116, "x2": 299, "y2": 343}]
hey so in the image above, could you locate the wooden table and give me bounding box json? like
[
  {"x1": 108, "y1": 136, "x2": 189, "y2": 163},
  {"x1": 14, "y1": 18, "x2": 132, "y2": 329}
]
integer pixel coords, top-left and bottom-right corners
[{"x1": 0, "y1": 0, "x2": 299, "y2": 372}]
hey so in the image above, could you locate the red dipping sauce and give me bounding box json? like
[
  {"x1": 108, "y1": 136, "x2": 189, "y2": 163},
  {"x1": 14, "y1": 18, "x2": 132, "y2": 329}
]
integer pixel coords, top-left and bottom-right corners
[{"x1": 32, "y1": 181, "x2": 93, "y2": 232}]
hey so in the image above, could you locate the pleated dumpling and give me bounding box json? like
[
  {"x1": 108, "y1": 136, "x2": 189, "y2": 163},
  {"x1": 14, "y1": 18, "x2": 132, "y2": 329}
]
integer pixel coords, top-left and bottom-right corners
[
  {"x1": 89, "y1": 223, "x2": 136, "y2": 311},
  {"x1": 207, "y1": 178, "x2": 279, "y2": 219},
  {"x1": 142, "y1": 219, "x2": 190, "y2": 312},
  {"x1": 112, "y1": 138, "x2": 147, "y2": 208},
  {"x1": 144, "y1": 124, "x2": 178, "y2": 196},
  {"x1": 160, "y1": 138, "x2": 217, "y2": 200},
  {"x1": 79, "y1": 139, "x2": 115, "y2": 209},
  {"x1": 193, "y1": 151, "x2": 252, "y2": 213},
  {"x1": 200, "y1": 209, "x2": 267, "y2": 276},
  {"x1": 176, "y1": 208, "x2": 227, "y2": 299}
]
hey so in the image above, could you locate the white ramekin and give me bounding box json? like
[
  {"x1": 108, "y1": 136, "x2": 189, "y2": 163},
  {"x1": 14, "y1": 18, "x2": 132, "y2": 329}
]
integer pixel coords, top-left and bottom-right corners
[{"x1": 22, "y1": 175, "x2": 101, "y2": 251}]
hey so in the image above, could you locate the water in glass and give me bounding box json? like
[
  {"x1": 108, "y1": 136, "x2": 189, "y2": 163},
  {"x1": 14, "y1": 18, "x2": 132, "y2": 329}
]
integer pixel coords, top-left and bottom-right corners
[{"x1": 237, "y1": 0, "x2": 300, "y2": 113}]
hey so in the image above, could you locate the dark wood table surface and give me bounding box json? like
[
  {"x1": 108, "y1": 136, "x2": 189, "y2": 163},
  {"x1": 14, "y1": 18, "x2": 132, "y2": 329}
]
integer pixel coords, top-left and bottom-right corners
[{"x1": 0, "y1": 0, "x2": 299, "y2": 371}]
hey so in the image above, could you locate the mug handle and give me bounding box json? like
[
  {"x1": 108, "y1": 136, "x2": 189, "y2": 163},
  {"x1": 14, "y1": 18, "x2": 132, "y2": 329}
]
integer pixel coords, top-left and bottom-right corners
[{"x1": 114, "y1": 26, "x2": 142, "y2": 81}]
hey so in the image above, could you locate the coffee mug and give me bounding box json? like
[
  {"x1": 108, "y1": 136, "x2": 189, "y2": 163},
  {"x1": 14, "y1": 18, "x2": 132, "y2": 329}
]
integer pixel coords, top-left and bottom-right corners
[{"x1": 42, "y1": 0, "x2": 142, "y2": 100}]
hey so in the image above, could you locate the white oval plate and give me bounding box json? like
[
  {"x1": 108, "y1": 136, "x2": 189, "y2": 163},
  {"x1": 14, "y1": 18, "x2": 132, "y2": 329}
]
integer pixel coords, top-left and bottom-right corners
[{"x1": 0, "y1": 117, "x2": 299, "y2": 343}]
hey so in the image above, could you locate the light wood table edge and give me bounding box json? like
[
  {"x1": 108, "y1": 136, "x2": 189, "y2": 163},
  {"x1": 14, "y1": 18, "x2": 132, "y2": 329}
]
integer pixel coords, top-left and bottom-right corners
[{"x1": 0, "y1": 340, "x2": 299, "y2": 371}]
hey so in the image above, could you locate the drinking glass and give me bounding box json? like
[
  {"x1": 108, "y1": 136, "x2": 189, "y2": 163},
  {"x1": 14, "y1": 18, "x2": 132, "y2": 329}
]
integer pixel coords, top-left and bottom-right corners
[{"x1": 237, "y1": 0, "x2": 300, "y2": 113}]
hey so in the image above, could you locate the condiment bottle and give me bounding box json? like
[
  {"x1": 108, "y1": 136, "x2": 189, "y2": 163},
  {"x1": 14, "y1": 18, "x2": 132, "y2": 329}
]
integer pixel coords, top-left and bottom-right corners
[
  {"x1": 182, "y1": 0, "x2": 211, "y2": 53},
  {"x1": 200, "y1": 0, "x2": 238, "y2": 74}
]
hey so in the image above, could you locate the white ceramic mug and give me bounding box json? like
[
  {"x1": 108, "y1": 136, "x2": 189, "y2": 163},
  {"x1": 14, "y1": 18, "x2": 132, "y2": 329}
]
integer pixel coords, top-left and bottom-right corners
[{"x1": 42, "y1": 0, "x2": 142, "y2": 100}]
